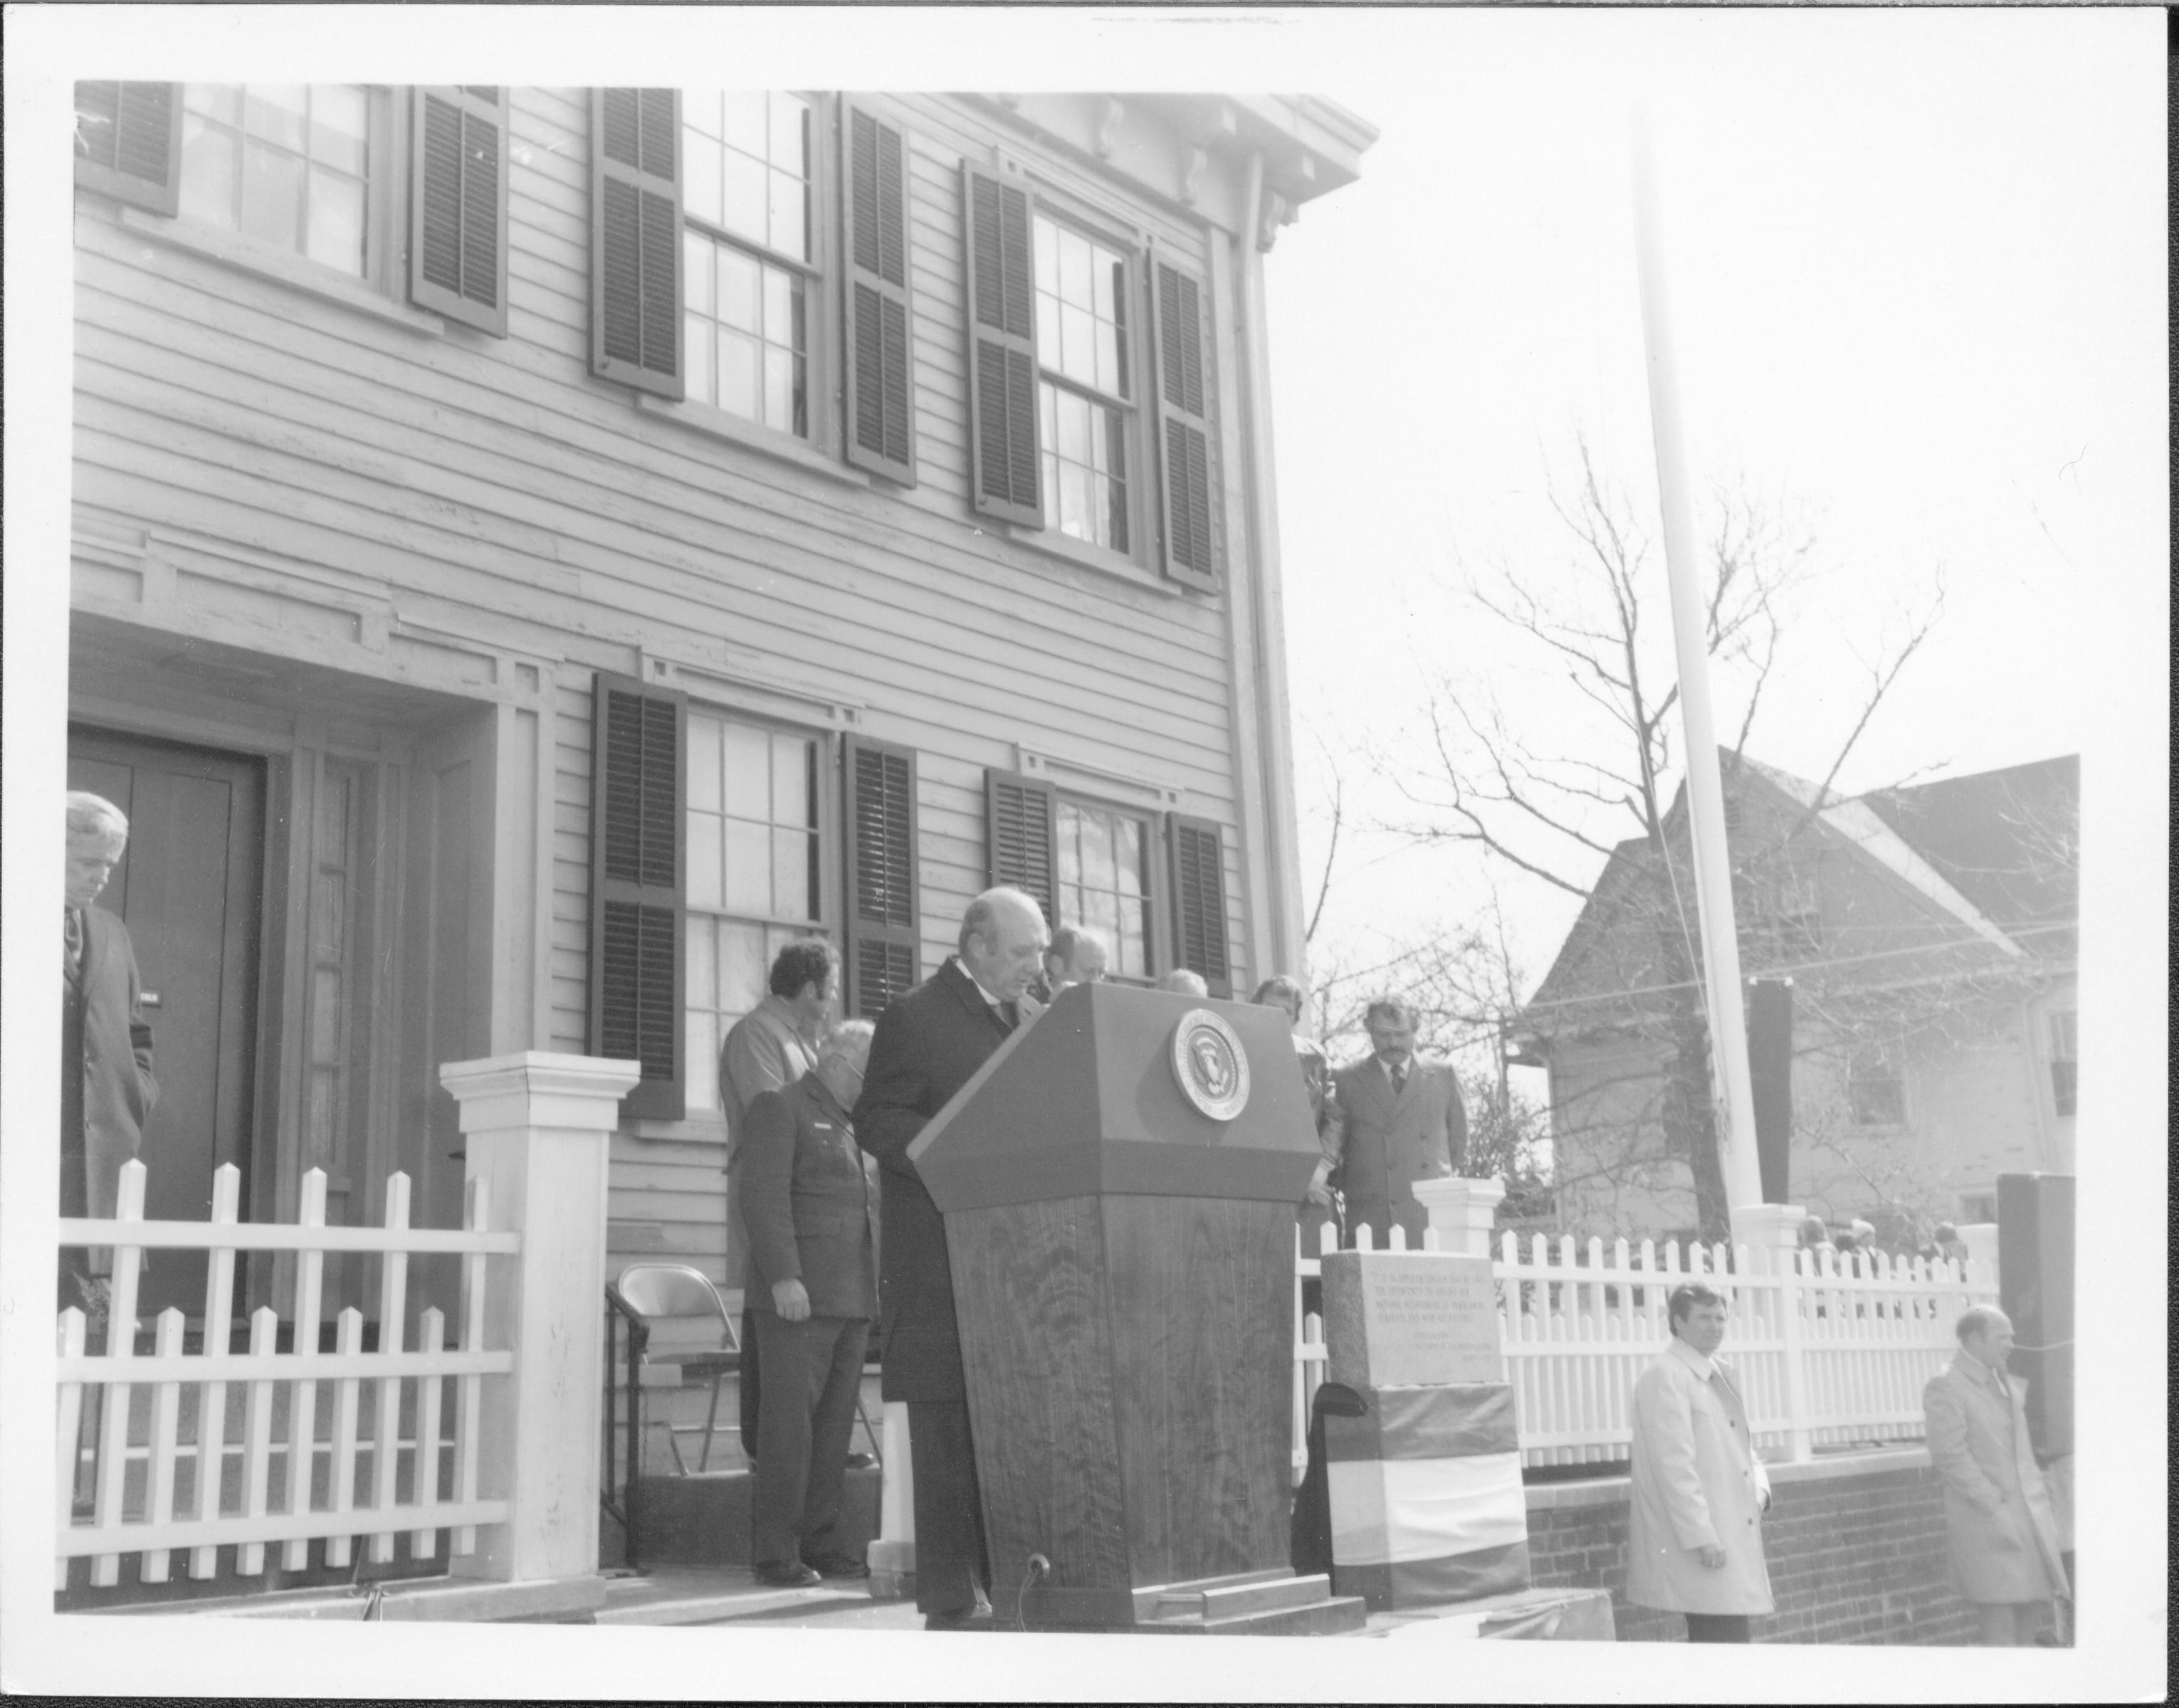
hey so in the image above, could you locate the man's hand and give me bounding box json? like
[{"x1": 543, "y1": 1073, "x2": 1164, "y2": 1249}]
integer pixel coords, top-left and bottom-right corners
[
  {"x1": 1305, "y1": 1182, "x2": 1335, "y2": 1208},
  {"x1": 1694, "y1": 1545, "x2": 1727, "y2": 1570},
  {"x1": 772, "y1": 1278, "x2": 811, "y2": 1322}
]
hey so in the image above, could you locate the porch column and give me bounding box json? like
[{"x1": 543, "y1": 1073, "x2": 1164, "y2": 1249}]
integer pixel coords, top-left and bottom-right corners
[
  {"x1": 1958, "y1": 1222, "x2": 2000, "y2": 1289},
  {"x1": 1732, "y1": 1201, "x2": 1812, "y2": 1464},
  {"x1": 866, "y1": 1402, "x2": 915, "y2": 1601},
  {"x1": 1411, "y1": 1175, "x2": 1506, "y2": 1259},
  {"x1": 441, "y1": 1052, "x2": 639, "y2": 1586}
]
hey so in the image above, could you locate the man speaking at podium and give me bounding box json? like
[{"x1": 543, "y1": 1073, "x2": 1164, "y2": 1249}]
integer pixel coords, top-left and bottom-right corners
[{"x1": 853, "y1": 886, "x2": 1048, "y2": 1630}]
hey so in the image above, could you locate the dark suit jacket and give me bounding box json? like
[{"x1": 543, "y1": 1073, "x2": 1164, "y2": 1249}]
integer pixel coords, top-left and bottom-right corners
[
  {"x1": 1330, "y1": 1053, "x2": 1465, "y2": 1244},
  {"x1": 61, "y1": 905, "x2": 157, "y2": 1221},
  {"x1": 851, "y1": 956, "x2": 1017, "y2": 1403},
  {"x1": 735, "y1": 1074, "x2": 878, "y2": 1319}
]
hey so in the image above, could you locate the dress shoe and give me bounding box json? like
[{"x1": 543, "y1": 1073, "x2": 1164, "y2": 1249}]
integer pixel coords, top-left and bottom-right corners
[
  {"x1": 923, "y1": 1604, "x2": 995, "y2": 1631},
  {"x1": 803, "y1": 1554, "x2": 871, "y2": 1580},
  {"x1": 752, "y1": 1559, "x2": 821, "y2": 1589}
]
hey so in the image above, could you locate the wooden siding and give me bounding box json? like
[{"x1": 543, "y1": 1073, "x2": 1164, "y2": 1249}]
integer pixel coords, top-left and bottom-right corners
[{"x1": 72, "y1": 88, "x2": 1264, "y2": 1285}]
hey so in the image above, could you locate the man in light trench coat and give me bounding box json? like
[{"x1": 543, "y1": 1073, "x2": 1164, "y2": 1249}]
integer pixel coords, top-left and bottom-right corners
[
  {"x1": 1627, "y1": 1282, "x2": 1775, "y2": 1642},
  {"x1": 1923, "y1": 1305, "x2": 2066, "y2": 1646}
]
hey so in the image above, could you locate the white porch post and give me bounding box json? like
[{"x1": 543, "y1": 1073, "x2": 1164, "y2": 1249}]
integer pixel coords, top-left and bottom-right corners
[
  {"x1": 441, "y1": 1051, "x2": 639, "y2": 1585},
  {"x1": 1958, "y1": 1222, "x2": 2000, "y2": 1290},
  {"x1": 1732, "y1": 1202, "x2": 1812, "y2": 1464},
  {"x1": 1412, "y1": 1175, "x2": 1506, "y2": 1259},
  {"x1": 866, "y1": 1401, "x2": 915, "y2": 1601}
]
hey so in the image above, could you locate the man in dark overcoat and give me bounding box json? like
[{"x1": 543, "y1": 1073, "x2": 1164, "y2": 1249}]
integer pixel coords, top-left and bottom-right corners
[
  {"x1": 852, "y1": 885, "x2": 1046, "y2": 1630},
  {"x1": 735, "y1": 1021, "x2": 878, "y2": 1587},
  {"x1": 61, "y1": 791, "x2": 157, "y2": 1305},
  {"x1": 1329, "y1": 996, "x2": 1465, "y2": 1247}
]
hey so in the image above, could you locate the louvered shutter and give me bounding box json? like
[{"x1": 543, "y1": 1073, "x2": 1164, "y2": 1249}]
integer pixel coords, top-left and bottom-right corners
[
  {"x1": 1168, "y1": 814, "x2": 1232, "y2": 997},
  {"x1": 73, "y1": 82, "x2": 181, "y2": 216},
  {"x1": 409, "y1": 85, "x2": 510, "y2": 337},
  {"x1": 985, "y1": 769, "x2": 1057, "y2": 925},
  {"x1": 589, "y1": 671, "x2": 687, "y2": 1120},
  {"x1": 843, "y1": 735, "x2": 921, "y2": 1018},
  {"x1": 960, "y1": 162, "x2": 1041, "y2": 527},
  {"x1": 1150, "y1": 258, "x2": 1217, "y2": 589},
  {"x1": 841, "y1": 102, "x2": 916, "y2": 485},
  {"x1": 589, "y1": 88, "x2": 683, "y2": 397}
]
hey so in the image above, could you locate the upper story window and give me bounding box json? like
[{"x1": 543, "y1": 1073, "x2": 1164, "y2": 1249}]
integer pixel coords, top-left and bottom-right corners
[
  {"x1": 1848, "y1": 1044, "x2": 1906, "y2": 1127},
  {"x1": 179, "y1": 84, "x2": 374, "y2": 278},
  {"x1": 681, "y1": 92, "x2": 812, "y2": 436},
  {"x1": 682, "y1": 707, "x2": 826, "y2": 1117},
  {"x1": 1034, "y1": 215, "x2": 1133, "y2": 553},
  {"x1": 2047, "y1": 1009, "x2": 2076, "y2": 1118}
]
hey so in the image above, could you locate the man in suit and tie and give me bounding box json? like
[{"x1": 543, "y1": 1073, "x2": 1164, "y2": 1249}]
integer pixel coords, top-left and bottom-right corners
[
  {"x1": 1923, "y1": 1306, "x2": 2066, "y2": 1645},
  {"x1": 61, "y1": 791, "x2": 157, "y2": 1312},
  {"x1": 735, "y1": 1021, "x2": 879, "y2": 1588},
  {"x1": 852, "y1": 886, "x2": 1047, "y2": 1630},
  {"x1": 1328, "y1": 997, "x2": 1466, "y2": 1248},
  {"x1": 1627, "y1": 1282, "x2": 1775, "y2": 1641}
]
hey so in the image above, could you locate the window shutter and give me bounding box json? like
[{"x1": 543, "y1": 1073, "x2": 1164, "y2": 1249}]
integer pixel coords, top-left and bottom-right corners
[
  {"x1": 74, "y1": 82, "x2": 181, "y2": 216},
  {"x1": 843, "y1": 734, "x2": 921, "y2": 1018},
  {"x1": 841, "y1": 102, "x2": 916, "y2": 485},
  {"x1": 589, "y1": 670, "x2": 686, "y2": 1120},
  {"x1": 960, "y1": 162, "x2": 1041, "y2": 527},
  {"x1": 1167, "y1": 813, "x2": 1232, "y2": 997},
  {"x1": 1149, "y1": 258, "x2": 1217, "y2": 589},
  {"x1": 589, "y1": 88, "x2": 683, "y2": 397},
  {"x1": 409, "y1": 85, "x2": 510, "y2": 337},
  {"x1": 985, "y1": 769, "x2": 1057, "y2": 925}
]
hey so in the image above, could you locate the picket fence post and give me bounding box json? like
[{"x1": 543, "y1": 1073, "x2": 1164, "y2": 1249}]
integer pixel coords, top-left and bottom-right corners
[
  {"x1": 439, "y1": 1051, "x2": 640, "y2": 1586},
  {"x1": 1411, "y1": 1175, "x2": 1506, "y2": 1260}
]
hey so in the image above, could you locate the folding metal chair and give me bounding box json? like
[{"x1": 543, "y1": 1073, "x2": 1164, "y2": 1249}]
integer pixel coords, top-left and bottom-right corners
[{"x1": 612, "y1": 1263, "x2": 742, "y2": 1474}]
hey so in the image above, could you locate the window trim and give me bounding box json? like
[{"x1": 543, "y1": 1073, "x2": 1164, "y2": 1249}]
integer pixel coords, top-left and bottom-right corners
[{"x1": 673, "y1": 88, "x2": 841, "y2": 456}]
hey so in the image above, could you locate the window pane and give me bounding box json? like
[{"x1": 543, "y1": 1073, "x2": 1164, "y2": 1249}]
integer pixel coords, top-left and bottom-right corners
[
  {"x1": 1116, "y1": 817, "x2": 1143, "y2": 893},
  {"x1": 683, "y1": 134, "x2": 721, "y2": 226},
  {"x1": 771, "y1": 733, "x2": 809, "y2": 826},
  {"x1": 684, "y1": 88, "x2": 723, "y2": 141},
  {"x1": 769, "y1": 93, "x2": 807, "y2": 174},
  {"x1": 1059, "y1": 226, "x2": 1092, "y2": 307},
  {"x1": 719, "y1": 332, "x2": 760, "y2": 420},
  {"x1": 1039, "y1": 381, "x2": 1058, "y2": 446},
  {"x1": 686, "y1": 912, "x2": 718, "y2": 1008},
  {"x1": 310, "y1": 85, "x2": 368, "y2": 176},
  {"x1": 179, "y1": 115, "x2": 237, "y2": 225},
  {"x1": 1095, "y1": 317, "x2": 1119, "y2": 396},
  {"x1": 718, "y1": 248, "x2": 760, "y2": 332},
  {"x1": 1118, "y1": 912, "x2": 1145, "y2": 978},
  {"x1": 720, "y1": 150, "x2": 766, "y2": 245},
  {"x1": 683, "y1": 229, "x2": 716, "y2": 315},
  {"x1": 763, "y1": 347, "x2": 794, "y2": 429},
  {"x1": 724, "y1": 819, "x2": 770, "y2": 915},
  {"x1": 186, "y1": 83, "x2": 242, "y2": 127},
  {"x1": 722, "y1": 722, "x2": 769, "y2": 819},
  {"x1": 773, "y1": 828, "x2": 812, "y2": 920},
  {"x1": 246, "y1": 84, "x2": 308, "y2": 151},
  {"x1": 1093, "y1": 252, "x2": 1115, "y2": 320},
  {"x1": 1056, "y1": 389, "x2": 1088, "y2": 462},
  {"x1": 1059, "y1": 462, "x2": 1091, "y2": 538},
  {"x1": 306, "y1": 166, "x2": 364, "y2": 274},
  {"x1": 769, "y1": 172, "x2": 806, "y2": 261},
  {"x1": 1033, "y1": 215, "x2": 1058, "y2": 292},
  {"x1": 1061, "y1": 303, "x2": 1096, "y2": 386},
  {"x1": 720, "y1": 920, "x2": 767, "y2": 1015},
  {"x1": 685, "y1": 314, "x2": 715, "y2": 406},
  {"x1": 688, "y1": 810, "x2": 723, "y2": 911},
  {"x1": 762, "y1": 264, "x2": 793, "y2": 344},
  {"x1": 1086, "y1": 887, "x2": 1120, "y2": 942},
  {"x1": 240, "y1": 140, "x2": 304, "y2": 253},
  {"x1": 721, "y1": 91, "x2": 766, "y2": 157},
  {"x1": 1081, "y1": 821, "x2": 1116, "y2": 891},
  {"x1": 688, "y1": 714, "x2": 721, "y2": 811}
]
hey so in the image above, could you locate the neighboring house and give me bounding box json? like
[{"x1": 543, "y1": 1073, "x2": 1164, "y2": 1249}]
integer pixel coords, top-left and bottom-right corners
[
  {"x1": 1511, "y1": 754, "x2": 2078, "y2": 1240},
  {"x1": 67, "y1": 85, "x2": 1373, "y2": 1325}
]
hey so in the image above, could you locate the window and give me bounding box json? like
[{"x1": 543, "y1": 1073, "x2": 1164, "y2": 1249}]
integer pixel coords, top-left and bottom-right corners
[
  {"x1": 75, "y1": 82, "x2": 510, "y2": 334},
  {"x1": 962, "y1": 160, "x2": 1219, "y2": 588},
  {"x1": 1034, "y1": 215, "x2": 1133, "y2": 552},
  {"x1": 179, "y1": 85, "x2": 377, "y2": 277},
  {"x1": 683, "y1": 708, "x2": 826, "y2": 1116},
  {"x1": 1739, "y1": 865, "x2": 1822, "y2": 964},
  {"x1": 1055, "y1": 799, "x2": 1151, "y2": 980},
  {"x1": 2048, "y1": 1009, "x2": 2076, "y2": 1118},
  {"x1": 681, "y1": 92, "x2": 812, "y2": 435},
  {"x1": 1848, "y1": 1045, "x2": 1905, "y2": 1127}
]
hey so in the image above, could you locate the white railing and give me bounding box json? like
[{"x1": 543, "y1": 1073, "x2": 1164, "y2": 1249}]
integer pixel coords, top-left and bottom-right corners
[
  {"x1": 1293, "y1": 1214, "x2": 1997, "y2": 1472},
  {"x1": 56, "y1": 1159, "x2": 511, "y2": 1591}
]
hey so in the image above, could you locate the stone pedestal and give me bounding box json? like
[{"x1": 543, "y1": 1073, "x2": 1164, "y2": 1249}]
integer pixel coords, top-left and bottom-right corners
[
  {"x1": 1411, "y1": 1175, "x2": 1505, "y2": 1259},
  {"x1": 1321, "y1": 1250, "x2": 1503, "y2": 1388}
]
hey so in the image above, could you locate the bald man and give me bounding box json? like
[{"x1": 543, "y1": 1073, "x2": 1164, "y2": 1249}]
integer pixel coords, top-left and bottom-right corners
[{"x1": 852, "y1": 887, "x2": 1046, "y2": 1630}]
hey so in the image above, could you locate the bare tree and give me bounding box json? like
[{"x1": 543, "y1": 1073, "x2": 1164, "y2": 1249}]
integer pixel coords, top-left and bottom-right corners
[{"x1": 1374, "y1": 433, "x2": 1944, "y2": 1240}]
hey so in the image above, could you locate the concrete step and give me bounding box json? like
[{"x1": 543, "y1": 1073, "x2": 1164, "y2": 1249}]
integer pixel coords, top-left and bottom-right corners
[
  {"x1": 1143, "y1": 1591, "x2": 1370, "y2": 1637},
  {"x1": 1132, "y1": 1569, "x2": 1369, "y2": 1637},
  {"x1": 1132, "y1": 1566, "x2": 1291, "y2": 1623}
]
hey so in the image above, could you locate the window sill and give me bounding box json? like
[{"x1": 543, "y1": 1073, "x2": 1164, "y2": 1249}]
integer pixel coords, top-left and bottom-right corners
[
  {"x1": 631, "y1": 1117, "x2": 728, "y2": 1147},
  {"x1": 634, "y1": 393, "x2": 873, "y2": 490},
  {"x1": 113, "y1": 204, "x2": 448, "y2": 337},
  {"x1": 996, "y1": 519, "x2": 1190, "y2": 599}
]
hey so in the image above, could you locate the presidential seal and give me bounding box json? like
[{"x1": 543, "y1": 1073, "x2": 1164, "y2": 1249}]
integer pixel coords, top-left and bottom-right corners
[{"x1": 1170, "y1": 1007, "x2": 1249, "y2": 1122}]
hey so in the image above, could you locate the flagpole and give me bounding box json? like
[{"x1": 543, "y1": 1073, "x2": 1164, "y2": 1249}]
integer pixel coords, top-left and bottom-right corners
[{"x1": 1629, "y1": 108, "x2": 1765, "y2": 1215}]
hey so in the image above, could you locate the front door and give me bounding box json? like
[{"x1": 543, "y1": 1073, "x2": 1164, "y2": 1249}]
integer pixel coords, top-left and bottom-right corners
[{"x1": 68, "y1": 727, "x2": 265, "y2": 1319}]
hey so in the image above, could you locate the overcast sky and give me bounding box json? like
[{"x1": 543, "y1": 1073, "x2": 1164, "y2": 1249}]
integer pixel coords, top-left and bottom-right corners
[{"x1": 1261, "y1": 9, "x2": 2164, "y2": 1014}]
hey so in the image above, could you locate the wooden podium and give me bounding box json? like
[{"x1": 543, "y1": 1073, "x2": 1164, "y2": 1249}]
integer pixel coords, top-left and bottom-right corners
[{"x1": 910, "y1": 983, "x2": 1365, "y2": 1633}]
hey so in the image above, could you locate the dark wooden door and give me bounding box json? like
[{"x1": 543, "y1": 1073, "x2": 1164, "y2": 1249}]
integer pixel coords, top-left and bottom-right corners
[{"x1": 68, "y1": 728, "x2": 265, "y2": 1319}]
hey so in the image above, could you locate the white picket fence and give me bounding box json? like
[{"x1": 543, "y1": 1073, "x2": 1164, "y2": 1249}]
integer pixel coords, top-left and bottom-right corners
[
  {"x1": 55, "y1": 1158, "x2": 513, "y2": 1591},
  {"x1": 1293, "y1": 1221, "x2": 1997, "y2": 1476}
]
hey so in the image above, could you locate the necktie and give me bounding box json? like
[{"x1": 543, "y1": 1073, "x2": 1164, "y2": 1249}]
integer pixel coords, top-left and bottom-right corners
[
  {"x1": 64, "y1": 907, "x2": 84, "y2": 976},
  {"x1": 1390, "y1": 1062, "x2": 1407, "y2": 1095}
]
